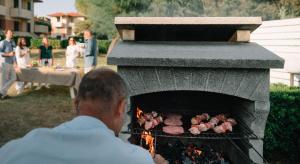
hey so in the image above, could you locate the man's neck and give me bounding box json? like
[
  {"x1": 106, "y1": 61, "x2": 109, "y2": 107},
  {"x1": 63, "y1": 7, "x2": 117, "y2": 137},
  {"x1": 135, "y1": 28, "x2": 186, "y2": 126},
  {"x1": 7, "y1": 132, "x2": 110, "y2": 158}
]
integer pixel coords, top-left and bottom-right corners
[{"x1": 5, "y1": 38, "x2": 11, "y2": 42}]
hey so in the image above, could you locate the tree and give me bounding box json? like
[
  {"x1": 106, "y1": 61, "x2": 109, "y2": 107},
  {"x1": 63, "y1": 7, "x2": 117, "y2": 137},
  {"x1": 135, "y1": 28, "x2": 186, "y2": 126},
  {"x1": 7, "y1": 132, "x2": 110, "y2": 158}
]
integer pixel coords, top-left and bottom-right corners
[
  {"x1": 74, "y1": 20, "x2": 92, "y2": 35},
  {"x1": 75, "y1": 0, "x2": 300, "y2": 37}
]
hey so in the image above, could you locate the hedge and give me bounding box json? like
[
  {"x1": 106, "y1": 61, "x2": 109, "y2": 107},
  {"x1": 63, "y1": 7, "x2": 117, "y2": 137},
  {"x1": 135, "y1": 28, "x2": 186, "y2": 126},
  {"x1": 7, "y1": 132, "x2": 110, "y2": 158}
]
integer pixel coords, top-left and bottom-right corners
[
  {"x1": 30, "y1": 38, "x2": 61, "y2": 49},
  {"x1": 29, "y1": 38, "x2": 111, "y2": 54},
  {"x1": 264, "y1": 84, "x2": 300, "y2": 162},
  {"x1": 98, "y1": 40, "x2": 111, "y2": 54}
]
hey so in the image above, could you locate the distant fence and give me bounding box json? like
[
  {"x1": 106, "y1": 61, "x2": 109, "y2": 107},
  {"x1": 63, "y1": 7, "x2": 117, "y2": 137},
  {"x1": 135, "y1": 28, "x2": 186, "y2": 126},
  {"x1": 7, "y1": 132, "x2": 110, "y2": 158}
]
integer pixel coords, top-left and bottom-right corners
[{"x1": 251, "y1": 18, "x2": 300, "y2": 86}]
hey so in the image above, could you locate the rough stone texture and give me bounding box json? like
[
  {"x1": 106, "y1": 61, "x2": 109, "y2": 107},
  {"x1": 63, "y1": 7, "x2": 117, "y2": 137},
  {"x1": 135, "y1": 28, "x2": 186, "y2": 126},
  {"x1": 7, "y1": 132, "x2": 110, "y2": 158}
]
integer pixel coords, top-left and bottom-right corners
[
  {"x1": 119, "y1": 67, "x2": 269, "y2": 102},
  {"x1": 249, "y1": 139, "x2": 264, "y2": 164},
  {"x1": 108, "y1": 41, "x2": 284, "y2": 69},
  {"x1": 251, "y1": 101, "x2": 270, "y2": 138}
]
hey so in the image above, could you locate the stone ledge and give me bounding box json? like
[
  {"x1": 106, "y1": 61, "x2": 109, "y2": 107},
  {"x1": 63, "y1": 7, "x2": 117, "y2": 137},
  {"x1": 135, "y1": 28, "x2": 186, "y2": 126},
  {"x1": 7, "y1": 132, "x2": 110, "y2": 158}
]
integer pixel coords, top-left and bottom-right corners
[{"x1": 108, "y1": 41, "x2": 284, "y2": 69}]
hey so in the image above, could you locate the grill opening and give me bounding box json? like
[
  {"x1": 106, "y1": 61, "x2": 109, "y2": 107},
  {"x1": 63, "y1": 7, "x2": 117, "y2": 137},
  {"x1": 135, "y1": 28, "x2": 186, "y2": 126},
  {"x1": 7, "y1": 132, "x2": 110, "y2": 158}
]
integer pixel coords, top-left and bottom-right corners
[{"x1": 121, "y1": 91, "x2": 266, "y2": 163}]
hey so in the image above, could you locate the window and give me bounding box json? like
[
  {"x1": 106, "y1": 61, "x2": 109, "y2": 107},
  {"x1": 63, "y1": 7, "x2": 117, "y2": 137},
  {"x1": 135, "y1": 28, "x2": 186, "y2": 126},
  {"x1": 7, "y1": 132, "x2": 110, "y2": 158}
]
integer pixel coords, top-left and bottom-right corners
[
  {"x1": 0, "y1": 19, "x2": 4, "y2": 30},
  {"x1": 0, "y1": 0, "x2": 5, "y2": 6},
  {"x1": 57, "y1": 17, "x2": 60, "y2": 22},
  {"x1": 27, "y1": 2, "x2": 31, "y2": 10},
  {"x1": 27, "y1": 23, "x2": 31, "y2": 32},
  {"x1": 14, "y1": 0, "x2": 19, "y2": 8},
  {"x1": 14, "y1": 21, "x2": 19, "y2": 31},
  {"x1": 70, "y1": 17, "x2": 74, "y2": 23}
]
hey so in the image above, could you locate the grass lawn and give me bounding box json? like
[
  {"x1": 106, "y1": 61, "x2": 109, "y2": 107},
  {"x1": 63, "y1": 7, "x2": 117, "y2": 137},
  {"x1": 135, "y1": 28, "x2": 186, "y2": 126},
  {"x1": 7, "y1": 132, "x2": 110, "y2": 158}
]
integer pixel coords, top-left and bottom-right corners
[{"x1": 0, "y1": 49, "x2": 116, "y2": 146}]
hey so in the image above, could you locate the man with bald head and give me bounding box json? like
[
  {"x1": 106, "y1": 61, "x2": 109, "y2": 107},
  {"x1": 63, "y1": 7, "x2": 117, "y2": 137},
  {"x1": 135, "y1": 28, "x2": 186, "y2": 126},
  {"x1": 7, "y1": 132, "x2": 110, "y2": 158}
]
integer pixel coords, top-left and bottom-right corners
[{"x1": 0, "y1": 68, "x2": 155, "y2": 164}]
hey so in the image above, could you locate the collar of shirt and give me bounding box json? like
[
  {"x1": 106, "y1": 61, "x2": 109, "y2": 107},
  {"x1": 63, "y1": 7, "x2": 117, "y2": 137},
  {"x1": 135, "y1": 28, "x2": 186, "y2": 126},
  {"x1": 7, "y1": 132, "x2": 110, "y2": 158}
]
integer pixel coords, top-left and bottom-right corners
[{"x1": 62, "y1": 115, "x2": 115, "y2": 136}]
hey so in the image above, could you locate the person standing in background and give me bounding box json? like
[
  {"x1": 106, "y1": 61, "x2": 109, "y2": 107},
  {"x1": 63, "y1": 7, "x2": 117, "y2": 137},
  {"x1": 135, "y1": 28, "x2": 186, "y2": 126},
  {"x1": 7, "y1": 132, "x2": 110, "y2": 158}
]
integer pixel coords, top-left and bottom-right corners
[
  {"x1": 39, "y1": 37, "x2": 53, "y2": 67},
  {"x1": 15, "y1": 37, "x2": 31, "y2": 94},
  {"x1": 65, "y1": 37, "x2": 80, "y2": 68},
  {"x1": 0, "y1": 29, "x2": 19, "y2": 100},
  {"x1": 83, "y1": 30, "x2": 97, "y2": 73},
  {"x1": 36, "y1": 37, "x2": 53, "y2": 90}
]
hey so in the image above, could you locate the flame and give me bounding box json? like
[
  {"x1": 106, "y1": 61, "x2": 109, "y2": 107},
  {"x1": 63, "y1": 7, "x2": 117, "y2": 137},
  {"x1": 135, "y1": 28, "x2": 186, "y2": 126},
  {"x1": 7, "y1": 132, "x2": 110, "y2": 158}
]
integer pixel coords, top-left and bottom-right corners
[
  {"x1": 136, "y1": 107, "x2": 143, "y2": 119},
  {"x1": 141, "y1": 131, "x2": 155, "y2": 157}
]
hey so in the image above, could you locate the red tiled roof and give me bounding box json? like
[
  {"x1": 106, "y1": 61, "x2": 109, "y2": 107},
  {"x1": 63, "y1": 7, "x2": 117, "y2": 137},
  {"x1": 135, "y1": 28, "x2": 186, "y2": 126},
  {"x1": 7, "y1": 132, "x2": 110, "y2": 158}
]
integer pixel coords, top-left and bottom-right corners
[{"x1": 48, "y1": 12, "x2": 84, "y2": 17}]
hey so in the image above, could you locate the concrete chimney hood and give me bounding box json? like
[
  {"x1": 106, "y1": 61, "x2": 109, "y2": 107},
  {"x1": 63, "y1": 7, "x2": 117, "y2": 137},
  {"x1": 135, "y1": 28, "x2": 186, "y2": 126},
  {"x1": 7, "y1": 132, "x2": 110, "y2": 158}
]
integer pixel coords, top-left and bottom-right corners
[{"x1": 109, "y1": 17, "x2": 284, "y2": 69}]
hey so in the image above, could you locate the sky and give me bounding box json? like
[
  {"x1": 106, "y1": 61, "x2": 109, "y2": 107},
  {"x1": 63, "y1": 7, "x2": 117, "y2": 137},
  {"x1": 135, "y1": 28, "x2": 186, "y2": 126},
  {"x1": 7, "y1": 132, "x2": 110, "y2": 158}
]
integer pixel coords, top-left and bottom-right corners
[{"x1": 34, "y1": 0, "x2": 77, "y2": 17}]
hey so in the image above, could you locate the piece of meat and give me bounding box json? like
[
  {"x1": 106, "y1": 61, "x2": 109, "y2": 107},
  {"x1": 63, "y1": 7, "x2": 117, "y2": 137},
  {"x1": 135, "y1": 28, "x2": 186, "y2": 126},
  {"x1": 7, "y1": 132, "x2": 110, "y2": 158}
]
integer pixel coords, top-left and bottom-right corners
[
  {"x1": 209, "y1": 117, "x2": 220, "y2": 125},
  {"x1": 164, "y1": 118, "x2": 183, "y2": 126},
  {"x1": 151, "y1": 111, "x2": 158, "y2": 118},
  {"x1": 191, "y1": 113, "x2": 210, "y2": 125},
  {"x1": 137, "y1": 116, "x2": 146, "y2": 126},
  {"x1": 198, "y1": 122, "x2": 215, "y2": 132},
  {"x1": 215, "y1": 114, "x2": 227, "y2": 122},
  {"x1": 213, "y1": 122, "x2": 233, "y2": 133},
  {"x1": 164, "y1": 113, "x2": 182, "y2": 126},
  {"x1": 163, "y1": 126, "x2": 184, "y2": 135},
  {"x1": 226, "y1": 118, "x2": 237, "y2": 125},
  {"x1": 196, "y1": 113, "x2": 210, "y2": 121},
  {"x1": 144, "y1": 113, "x2": 153, "y2": 120},
  {"x1": 145, "y1": 121, "x2": 154, "y2": 130},
  {"x1": 189, "y1": 125, "x2": 201, "y2": 135},
  {"x1": 165, "y1": 113, "x2": 182, "y2": 120},
  {"x1": 191, "y1": 117, "x2": 201, "y2": 125}
]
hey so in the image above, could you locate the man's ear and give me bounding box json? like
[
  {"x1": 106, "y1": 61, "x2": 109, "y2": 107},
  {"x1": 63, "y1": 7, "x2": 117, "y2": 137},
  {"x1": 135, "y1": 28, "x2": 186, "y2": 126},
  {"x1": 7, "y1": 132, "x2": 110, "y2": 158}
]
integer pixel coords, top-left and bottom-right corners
[
  {"x1": 115, "y1": 98, "x2": 126, "y2": 117},
  {"x1": 74, "y1": 98, "x2": 80, "y2": 115}
]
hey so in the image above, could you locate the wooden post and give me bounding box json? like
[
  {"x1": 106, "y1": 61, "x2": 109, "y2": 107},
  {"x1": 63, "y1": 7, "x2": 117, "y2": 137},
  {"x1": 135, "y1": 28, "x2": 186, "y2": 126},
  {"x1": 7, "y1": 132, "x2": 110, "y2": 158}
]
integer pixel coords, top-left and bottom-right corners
[
  {"x1": 290, "y1": 73, "x2": 295, "y2": 87},
  {"x1": 121, "y1": 29, "x2": 135, "y2": 41},
  {"x1": 229, "y1": 30, "x2": 251, "y2": 42}
]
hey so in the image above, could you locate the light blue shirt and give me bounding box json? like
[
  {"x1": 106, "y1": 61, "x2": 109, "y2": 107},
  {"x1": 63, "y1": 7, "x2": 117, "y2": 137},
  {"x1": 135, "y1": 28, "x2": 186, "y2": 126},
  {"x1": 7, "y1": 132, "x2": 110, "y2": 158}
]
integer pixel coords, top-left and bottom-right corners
[{"x1": 0, "y1": 116, "x2": 154, "y2": 164}]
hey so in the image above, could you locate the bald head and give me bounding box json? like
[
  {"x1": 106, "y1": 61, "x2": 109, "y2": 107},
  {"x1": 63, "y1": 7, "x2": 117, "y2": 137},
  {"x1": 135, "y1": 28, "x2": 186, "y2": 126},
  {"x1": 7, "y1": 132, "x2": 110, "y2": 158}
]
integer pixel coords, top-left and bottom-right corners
[
  {"x1": 75, "y1": 68, "x2": 128, "y2": 135},
  {"x1": 76, "y1": 68, "x2": 128, "y2": 112}
]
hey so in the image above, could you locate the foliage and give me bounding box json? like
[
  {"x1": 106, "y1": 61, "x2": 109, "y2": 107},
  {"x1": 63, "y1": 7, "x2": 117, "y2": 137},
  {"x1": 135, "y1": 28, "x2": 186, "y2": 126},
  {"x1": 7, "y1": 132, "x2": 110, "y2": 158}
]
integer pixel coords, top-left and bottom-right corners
[
  {"x1": 74, "y1": 20, "x2": 92, "y2": 35},
  {"x1": 264, "y1": 84, "x2": 300, "y2": 161},
  {"x1": 97, "y1": 40, "x2": 111, "y2": 54},
  {"x1": 30, "y1": 39, "x2": 61, "y2": 49},
  {"x1": 75, "y1": 0, "x2": 300, "y2": 37},
  {"x1": 60, "y1": 39, "x2": 68, "y2": 49}
]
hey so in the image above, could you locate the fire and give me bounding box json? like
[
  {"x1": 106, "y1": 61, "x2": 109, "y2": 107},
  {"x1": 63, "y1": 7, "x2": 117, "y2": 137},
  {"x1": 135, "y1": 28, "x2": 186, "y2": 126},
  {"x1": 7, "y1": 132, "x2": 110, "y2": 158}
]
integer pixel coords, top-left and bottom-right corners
[
  {"x1": 141, "y1": 131, "x2": 155, "y2": 157},
  {"x1": 136, "y1": 107, "x2": 143, "y2": 119}
]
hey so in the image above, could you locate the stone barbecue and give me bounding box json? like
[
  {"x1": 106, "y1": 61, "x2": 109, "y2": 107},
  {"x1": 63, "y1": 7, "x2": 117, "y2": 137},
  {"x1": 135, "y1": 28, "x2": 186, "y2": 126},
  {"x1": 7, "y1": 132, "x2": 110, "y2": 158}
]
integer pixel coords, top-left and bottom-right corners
[{"x1": 108, "y1": 17, "x2": 284, "y2": 164}]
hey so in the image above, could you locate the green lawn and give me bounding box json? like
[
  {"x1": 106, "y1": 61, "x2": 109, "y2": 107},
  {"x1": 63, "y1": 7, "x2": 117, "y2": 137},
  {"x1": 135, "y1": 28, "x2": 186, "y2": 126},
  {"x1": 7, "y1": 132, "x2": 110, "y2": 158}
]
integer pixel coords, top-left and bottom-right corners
[{"x1": 0, "y1": 49, "x2": 116, "y2": 146}]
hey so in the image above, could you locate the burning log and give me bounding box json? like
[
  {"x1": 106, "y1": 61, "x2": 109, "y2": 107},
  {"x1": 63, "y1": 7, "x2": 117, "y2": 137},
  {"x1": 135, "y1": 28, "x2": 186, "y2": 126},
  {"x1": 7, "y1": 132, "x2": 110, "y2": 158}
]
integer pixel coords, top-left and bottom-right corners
[{"x1": 184, "y1": 143, "x2": 225, "y2": 163}]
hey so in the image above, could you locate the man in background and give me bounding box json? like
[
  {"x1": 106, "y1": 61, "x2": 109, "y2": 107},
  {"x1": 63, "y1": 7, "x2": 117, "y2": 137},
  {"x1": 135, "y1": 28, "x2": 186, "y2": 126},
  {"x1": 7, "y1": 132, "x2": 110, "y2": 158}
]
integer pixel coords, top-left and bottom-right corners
[
  {"x1": 83, "y1": 30, "x2": 97, "y2": 73},
  {"x1": 0, "y1": 29, "x2": 18, "y2": 100}
]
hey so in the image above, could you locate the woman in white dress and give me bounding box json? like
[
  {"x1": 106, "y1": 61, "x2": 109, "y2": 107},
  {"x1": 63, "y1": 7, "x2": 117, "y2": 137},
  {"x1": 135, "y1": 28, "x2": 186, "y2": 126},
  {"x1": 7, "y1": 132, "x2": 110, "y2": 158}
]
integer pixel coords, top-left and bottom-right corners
[
  {"x1": 15, "y1": 37, "x2": 31, "y2": 94},
  {"x1": 65, "y1": 37, "x2": 80, "y2": 68}
]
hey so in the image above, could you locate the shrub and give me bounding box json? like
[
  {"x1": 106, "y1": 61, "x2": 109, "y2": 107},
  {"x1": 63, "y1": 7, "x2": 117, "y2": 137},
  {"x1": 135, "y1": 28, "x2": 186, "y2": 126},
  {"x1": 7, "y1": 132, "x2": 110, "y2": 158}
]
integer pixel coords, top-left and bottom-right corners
[
  {"x1": 30, "y1": 38, "x2": 61, "y2": 49},
  {"x1": 60, "y1": 39, "x2": 68, "y2": 49},
  {"x1": 30, "y1": 38, "x2": 42, "y2": 49},
  {"x1": 264, "y1": 84, "x2": 300, "y2": 162},
  {"x1": 97, "y1": 40, "x2": 111, "y2": 54}
]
